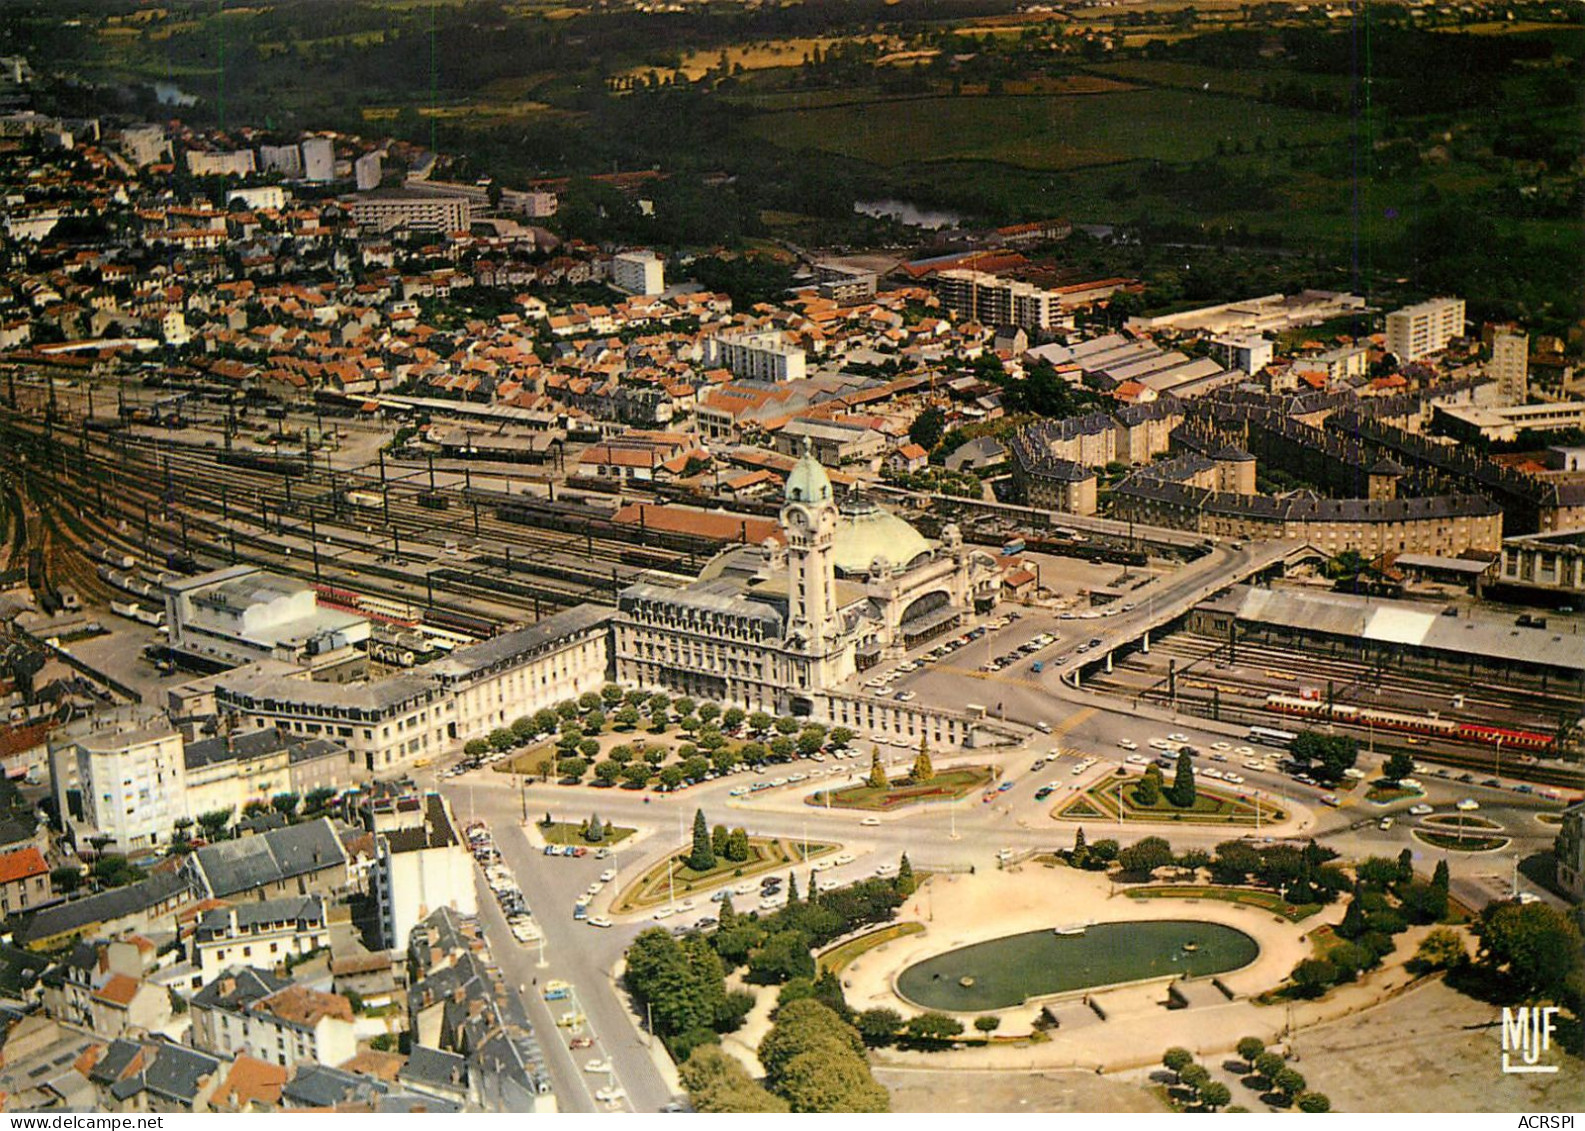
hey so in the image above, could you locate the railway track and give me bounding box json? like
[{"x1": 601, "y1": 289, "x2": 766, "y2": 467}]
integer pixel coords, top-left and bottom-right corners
[{"x1": 0, "y1": 414, "x2": 693, "y2": 634}]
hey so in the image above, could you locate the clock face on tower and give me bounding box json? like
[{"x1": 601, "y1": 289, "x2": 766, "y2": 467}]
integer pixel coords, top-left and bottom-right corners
[{"x1": 784, "y1": 506, "x2": 811, "y2": 536}]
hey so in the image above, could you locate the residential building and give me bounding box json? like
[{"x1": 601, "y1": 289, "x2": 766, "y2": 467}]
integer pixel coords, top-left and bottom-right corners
[
  {"x1": 119, "y1": 125, "x2": 170, "y2": 167},
  {"x1": 70, "y1": 715, "x2": 188, "y2": 853},
  {"x1": 301, "y1": 137, "x2": 334, "y2": 183},
  {"x1": 1491, "y1": 328, "x2": 1529, "y2": 404},
  {"x1": 0, "y1": 846, "x2": 51, "y2": 916},
  {"x1": 164, "y1": 566, "x2": 370, "y2": 669},
  {"x1": 1386, "y1": 296, "x2": 1466, "y2": 362},
  {"x1": 43, "y1": 939, "x2": 168, "y2": 1038},
  {"x1": 934, "y1": 269, "x2": 1058, "y2": 331},
  {"x1": 1213, "y1": 335, "x2": 1274, "y2": 375},
  {"x1": 422, "y1": 604, "x2": 610, "y2": 743},
  {"x1": 1556, "y1": 800, "x2": 1584, "y2": 902},
  {"x1": 773, "y1": 418, "x2": 886, "y2": 467},
  {"x1": 214, "y1": 669, "x2": 447, "y2": 773},
  {"x1": 370, "y1": 793, "x2": 476, "y2": 950},
  {"x1": 704, "y1": 329, "x2": 806, "y2": 383},
  {"x1": 185, "y1": 149, "x2": 255, "y2": 178},
  {"x1": 354, "y1": 151, "x2": 383, "y2": 192},
  {"x1": 14, "y1": 872, "x2": 194, "y2": 952},
  {"x1": 257, "y1": 144, "x2": 303, "y2": 177},
  {"x1": 85, "y1": 1038, "x2": 224, "y2": 1113},
  {"x1": 192, "y1": 896, "x2": 331, "y2": 982},
  {"x1": 191, "y1": 967, "x2": 356, "y2": 1070},
  {"x1": 348, "y1": 192, "x2": 472, "y2": 234},
  {"x1": 1495, "y1": 528, "x2": 1585, "y2": 599},
  {"x1": 183, "y1": 819, "x2": 350, "y2": 902},
  {"x1": 610, "y1": 250, "x2": 664, "y2": 296}
]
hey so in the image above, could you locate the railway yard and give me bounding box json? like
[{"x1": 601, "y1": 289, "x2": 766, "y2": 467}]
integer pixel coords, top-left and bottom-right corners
[{"x1": 1083, "y1": 627, "x2": 1584, "y2": 788}]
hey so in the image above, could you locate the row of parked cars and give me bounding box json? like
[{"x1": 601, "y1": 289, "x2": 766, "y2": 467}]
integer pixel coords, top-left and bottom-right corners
[
  {"x1": 466, "y1": 821, "x2": 541, "y2": 945},
  {"x1": 865, "y1": 615, "x2": 1024, "y2": 691}
]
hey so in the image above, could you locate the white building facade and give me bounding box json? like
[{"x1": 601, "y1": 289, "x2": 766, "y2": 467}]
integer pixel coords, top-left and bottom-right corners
[{"x1": 1386, "y1": 297, "x2": 1466, "y2": 362}]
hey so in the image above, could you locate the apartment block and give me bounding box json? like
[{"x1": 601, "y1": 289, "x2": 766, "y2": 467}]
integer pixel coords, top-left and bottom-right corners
[{"x1": 1386, "y1": 296, "x2": 1466, "y2": 362}]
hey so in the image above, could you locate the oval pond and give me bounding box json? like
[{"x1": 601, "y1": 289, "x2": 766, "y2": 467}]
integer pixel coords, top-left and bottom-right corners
[{"x1": 896, "y1": 920, "x2": 1259, "y2": 1011}]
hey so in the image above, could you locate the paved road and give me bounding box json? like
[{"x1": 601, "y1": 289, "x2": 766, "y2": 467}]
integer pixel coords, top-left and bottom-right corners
[{"x1": 423, "y1": 581, "x2": 1569, "y2": 1114}]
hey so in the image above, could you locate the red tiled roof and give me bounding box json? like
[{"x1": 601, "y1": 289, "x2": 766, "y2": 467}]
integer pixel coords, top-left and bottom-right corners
[{"x1": 0, "y1": 847, "x2": 46, "y2": 885}]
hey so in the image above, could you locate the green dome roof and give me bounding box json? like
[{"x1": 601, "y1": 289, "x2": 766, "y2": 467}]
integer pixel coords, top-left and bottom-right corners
[
  {"x1": 785, "y1": 441, "x2": 832, "y2": 506},
  {"x1": 832, "y1": 495, "x2": 932, "y2": 576}
]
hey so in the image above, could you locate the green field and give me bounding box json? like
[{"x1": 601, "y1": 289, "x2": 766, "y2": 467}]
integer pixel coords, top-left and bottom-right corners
[
  {"x1": 1087, "y1": 59, "x2": 1355, "y2": 100},
  {"x1": 808, "y1": 766, "x2": 995, "y2": 811},
  {"x1": 740, "y1": 89, "x2": 1352, "y2": 170}
]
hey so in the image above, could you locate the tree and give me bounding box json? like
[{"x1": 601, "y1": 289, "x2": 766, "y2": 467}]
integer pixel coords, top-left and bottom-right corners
[
  {"x1": 1236, "y1": 1036, "x2": 1265, "y2": 1068},
  {"x1": 829, "y1": 726, "x2": 854, "y2": 747},
  {"x1": 674, "y1": 697, "x2": 697, "y2": 719},
  {"x1": 1290, "y1": 730, "x2": 1358, "y2": 782},
  {"x1": 1382, "y1": 751, "x2": 1414, "y2": 782},
  {"x1": 1170, "y1": 750, "x2": 1196, "y2": 807},
  {"x1": 595, "y1": 760, "x2": 624, "y2": 787},
  {"x1": 1472, "y1": 899, "x2": 1584, "y2": 999},
  {"x1": 895, "y1": 853, "x2": 916, "y2": 896},
  {"x1": 303, "y1": 787, "x2": 337, "y2": 815},
  {"x1": 688, "y1": 809, "x2": 715, "y2": 871},
  {"x1": 464, "y1": 739, "x2": 489, "y2": 758},
  {"x1": 727, "y1": 828, "x2": 750, "y2": 862},
  {"x1": 659, "y1": 766, "x2": 685, "y2": 790},
  {"x1": 748, "y1": 929, "x2": 815, "y2": 984},
  {"x1": 909, "y1": 405, "x2": 946, "y2": 450},
  {"x1": 1413, "y1": 926, "x2": 1468, "y2": 970},
  {"x1": 601, "y1": 683, "x2": 625, "y2": 708},
  {"x1": 559, "y1": 756, "x2": 589, "y2": 780},
  {"x1": 1253, "y1": 1051, "x2": 1286, "y2": 1084},
  {"x1": 1179, "y1": 1063, "x2": 1211, "y2": 1094},
  {"x1": 1273, "y1": 1067, "x2": 1306, "y2": 1100},
  {"x1": 511, "y1": 716, "x2": 536, "y2": 742},
  {"x1": 489, "y1": 727, "x2": 515, "y2": 751},
  {"x1": 712, "y1": 825, "x2": 730, "y2": 857},
  {"x1": 867, "y1": 748, "x2": 888, "y2": 790},
  {"x1": 1089, "y1": 839, "x2": 1120, "y2": 864},
  {"x1": 973, "y1": 1015, "x2": 1002, "y2": 1035},
  {"x1": 1297, "y1": 1092, "x2": 1331, "y2": 1113},
  {"x1": 758, "y1": 1000, "x2": 865, "y2": 1081},
  {"x1": 1432, "y1": 858, "x2": 1450, "y2": 891},
  {"x1": 904, "y1": 1011, "x2": 963, "y2": 1044},
  {"x1": 774, "y1": 716, "x2": 800, "y2": 736},
  {"x1": 748, "y1": 711, "x2": 774, "y2": 734},
  {"x1": 1290, "y1": 958, "x2": 1336, "y2": 997},
  {"x1": 1396, "y1": 847, "x2": 1414, "y2": 886},
  {"x1": 1162, "y1": 1047, "x2": 1194, "y2": 1079},
  {"x1": 1134, "y1": 772, "x2": 1161, "y2": 807},
  {"x1": 723, "y1": 707, "x2": 746, "y2": 730},
  {"x1": 615, "y1": 705, "x2": 641, "y2": 729},
  {"x1": 270, "y1": 792, "x2": 300, "y2": 819},
  {"x1": 50, "y1": 866, "x2": 82, "y2": 894},
  {"x1": 197, "y1": 808, "x2": 234, "y2": 840},
  {"x1": 680, "y1": 1045, "x2": 789, "y2": 1113},
  {"x1": 578, "y1": 738, "x2": 600, "y2": 760},
  {"x1": 857, "y1": 1007, "x2": 904, "y2": 1047},
  {"x1": 1118, "y1": 836, "x2": 1173, "y2": 876},
  {"x1": 586, "y1": 814, "x2": 605, "y2": 843},
  {"x1": 1201, "y1": 1080, "x2": 1232, "y2": 1111},
  {"x1": 776, "y1": 1047, "x2": 890, "y2": 1112},
  {"x1": 911, "y1": 736, "x2": 934, "y2": 784},
  {"x1": 620, "y1": 761, "x2": 652, "y2": 788},
  {"x1": 787, "y1": 871, "x2": 800, "y2": 904}
]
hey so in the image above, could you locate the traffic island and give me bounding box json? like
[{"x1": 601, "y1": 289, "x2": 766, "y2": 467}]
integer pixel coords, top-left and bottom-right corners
[
  {"x1": 807, "y1": 766, "x2": 996, "y2": 810},
  {"x1": 1412, "y1": 813, "x2": 1509, "y2": 853},
  {"x1": 610, "y1": 835, "x2": 837, "y2": 914},
  {"x1": 1053, "y1": 775, "x2": 1286, "y2": 826},
  {"x1": 536, "y1": 819, "x2": 637, "y2": 847}
]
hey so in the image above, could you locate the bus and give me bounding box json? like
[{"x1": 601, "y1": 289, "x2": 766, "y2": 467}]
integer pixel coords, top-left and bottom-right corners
[{"x1": 1247, "y1": 725, "x2": 1297, "y2": 748}]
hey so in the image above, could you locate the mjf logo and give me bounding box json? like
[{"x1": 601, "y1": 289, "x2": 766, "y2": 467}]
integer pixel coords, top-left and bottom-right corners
[{"x1": 1501, "y1": 1006, "x2": 1561, "y2": 1075}]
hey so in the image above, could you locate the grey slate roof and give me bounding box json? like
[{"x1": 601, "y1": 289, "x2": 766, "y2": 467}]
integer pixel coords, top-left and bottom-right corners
[
  {"x1": 282, "y1": 1063, "x2": 387, "y2": 1109},
  {"x1": 189, "y1": 818, "x2": 348, "y2": 898},
  {"x1": 14, "y1": 870, "x2": 190, "y2": 946},
  {"x1": 399, "y1": 1045, "x2": 468, "y2": 1092}
]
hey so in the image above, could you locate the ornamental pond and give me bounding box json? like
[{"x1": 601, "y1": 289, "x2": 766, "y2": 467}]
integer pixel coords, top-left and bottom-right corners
[{"x1": 895, "y1": 920, "x2": 1259, "y2": 1012}]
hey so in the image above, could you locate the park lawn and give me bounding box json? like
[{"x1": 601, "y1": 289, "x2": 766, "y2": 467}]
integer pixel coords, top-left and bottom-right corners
[
  {"x1": 740, "y1": 88, "x2": 1351, "y2": 170},
  {"x1": 809, "y1": 766, "x2": 994, "y2": 811},
  {"x1": 612, "y1": 836, "x2": 836, "y2": 913},
  {"x1": 1125, "y1": 884, "x2": 1320, "y2": 923},
  {"x1": 817, "y1": 922, "x2": 926, "y2": 975},
  {"x1": 539, "y1": 821, "x2": 636, "y2": 847}
]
